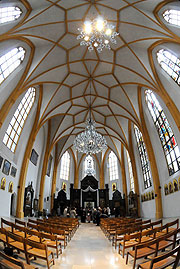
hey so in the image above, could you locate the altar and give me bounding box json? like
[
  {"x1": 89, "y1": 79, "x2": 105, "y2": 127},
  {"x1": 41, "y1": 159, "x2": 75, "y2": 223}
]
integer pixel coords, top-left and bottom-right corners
[{"x1": 81, "y1": 175, "x2": 99, "y2": 208}]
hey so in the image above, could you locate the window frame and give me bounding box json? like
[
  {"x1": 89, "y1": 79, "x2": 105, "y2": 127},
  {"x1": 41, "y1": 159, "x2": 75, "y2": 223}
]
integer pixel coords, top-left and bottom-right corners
[
  {"x1": 163, "y1": 9, "x2": 180, "y2": 27},
  {"x1": 59, "y1": 151, "x2": 70, "y2": 181},
  {"x1": 0, "y1": 6, "x2": 22, "y2": 24},
  {"x1": 108, "y1": 151, "x2": 119, "y2": 181},
  {"x1": 134, "y1": 125, "x2": 152, "y2": 190},
  {"x1": 145, "y1": 89, "x2": 180, "y2": 176},
  {"x1": 157, "y1": 49, "x2": 180, "y2": 86},
  {"x1": 3, "y1": 87, "x2": 36, "y2": 153},
  {"x1": 126, "y1": 150, "x2": 135, "y2": 192},
  {"x1": 0, "y1": 46, "x2": 25, "y2": 85}
]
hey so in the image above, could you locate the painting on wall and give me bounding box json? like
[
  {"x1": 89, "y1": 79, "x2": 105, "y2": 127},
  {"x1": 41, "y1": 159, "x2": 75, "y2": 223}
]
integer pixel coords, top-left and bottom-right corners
[
  {"x1": 178, "y1": 177, "x2": 180, "y2": 191},
  {"x1": 164, "y1": 184, "x2": 168, "y2": 195},
  {"x1": 62, "y1": 182, "x2": 67, "y2": 192},
  {"x1": 168, "y1": 182, "x2": 173, "y2": 194},
  {"x1": 8, "y1": 181, "x2": 13, "y2": 193},
  {"x1": 1, "y1": 177, "x2": 6, "y2": 190},
  {"x1": 46, "y1": 155, "x2": 53, "y2": 177},
  {"x1": 30, "y1": 149, "x2": 39, "y2": 166},
  {"x1": 2, "y1": 159, "x2": 11, "y2": 175},
  {"x1": 112, "y1": 183, "x2": 116, "y2": 192},
  {"x1": 173, "y1": 179, "x2": 178, "y2": 192},
  {"x1": 0, "y1": 156, "x2": 3, "y2": 169},
  {"x1": 10, "y1": 166, "x2": 17, "y2": 178}
]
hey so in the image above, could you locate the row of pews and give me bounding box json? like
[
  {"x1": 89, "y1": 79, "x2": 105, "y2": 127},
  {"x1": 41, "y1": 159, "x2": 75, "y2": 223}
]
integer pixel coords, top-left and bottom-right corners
[
  {"x1": 100, "y1": 217, "x2": 180, "y2": 269},
  {"x1": 0, "y1": 217, "x2": 79, "y2": 268}
]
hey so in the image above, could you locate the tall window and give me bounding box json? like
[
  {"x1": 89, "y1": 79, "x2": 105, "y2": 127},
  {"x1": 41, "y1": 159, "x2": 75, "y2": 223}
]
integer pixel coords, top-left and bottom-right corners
[
  {"x1": 60, "y1": 151, "x2": 70, "y2": 180},
  {"x1": 0, "y1": 47, "x2": 25, "y2": 84},
  {"x1": 0, "y1": 6, "x2": 22, "y2": 24},
  {"x1": 145, "y1": 90, "x2": 180, "y2": 175},
  {"x1": 134, "y1": 126, "x2": 152, "y2": 189},
  {"x1": 163, "y1": 10, "x2": 180, "y2": 26},
  {"x1": 84, "y1": 155, "x2": 95, "y2": 176},
  {"x1": 108, "y1": 151, "x2": 119, "y2": 181},
  {"x1": 126, "y1": 150, "x2": 135, "y2": 192},
  {"x1": 157, "y1": 49, "x2": 180, "y2": 86},
  {"x1": 3, "y1": 88, "x2": 36, "y2": 153}
]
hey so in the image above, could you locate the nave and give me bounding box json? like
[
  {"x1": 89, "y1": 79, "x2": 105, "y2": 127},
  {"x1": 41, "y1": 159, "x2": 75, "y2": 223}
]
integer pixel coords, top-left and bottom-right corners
[
  {"x1": 55, "y1": 223, "x2": 126, "y2": 269},
  {"x1": 0, "y1": 221, "x2": 128, "y2": 269},
  {"x1": 1, "y1": 217, "x2": 180, "y2": 269}
]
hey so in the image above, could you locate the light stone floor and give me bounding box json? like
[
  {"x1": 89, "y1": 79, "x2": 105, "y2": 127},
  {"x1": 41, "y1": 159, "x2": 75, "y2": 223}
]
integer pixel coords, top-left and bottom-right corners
[
  {"x1": 1, "y1": 218, "x2": 180, "y2": 268},
  {"x1": 52, "y1": 223, "x2": 131, "y2": 269}
]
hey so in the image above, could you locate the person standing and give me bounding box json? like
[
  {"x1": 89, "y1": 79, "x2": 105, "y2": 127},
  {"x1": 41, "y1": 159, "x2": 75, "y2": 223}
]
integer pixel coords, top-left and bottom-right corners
[
  {"x1": 81, "y1": 208, "x2": 86, "y2": 223},
  {"x1": 96, "y1": 207, "x2": 101, "y2": 226},
  {"x1": 92, "y1": 208, "x2": 97, "y2": 224},
  {"x1": 63, "y1": 207, "x2": 67, "y2": 217},
  {"x1": 70, "y1": 207, "x2": 76, "y2": 218},
  {"x1": 107, "y1": 207, "x2": 111, "y2": 217}
]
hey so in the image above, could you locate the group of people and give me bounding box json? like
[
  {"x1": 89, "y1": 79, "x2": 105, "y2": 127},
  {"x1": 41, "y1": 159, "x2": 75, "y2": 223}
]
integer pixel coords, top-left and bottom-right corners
[
  {"x1": 80, "y1": 207, "x2": 111, "y2": 225},
  {"x1": 63, "y1": 207, "x2": 77, "y2": 218},
  {"x1": 59, "y1": 206, "x2": 120, "y2": 224}
]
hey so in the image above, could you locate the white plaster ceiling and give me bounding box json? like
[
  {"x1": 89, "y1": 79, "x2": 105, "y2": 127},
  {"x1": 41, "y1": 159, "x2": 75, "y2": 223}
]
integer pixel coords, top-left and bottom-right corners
[{"x1": 3, "y1": 0, "x2": 177, "y2": 157}]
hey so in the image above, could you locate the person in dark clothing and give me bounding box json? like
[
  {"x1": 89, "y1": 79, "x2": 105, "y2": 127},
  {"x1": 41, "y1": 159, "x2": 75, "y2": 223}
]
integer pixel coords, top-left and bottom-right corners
[
  {"x1": 96, "y1": 208, "x2": 101, "y2": 226},
  {"x1": 81, "y1": 209, "x2": 86, "y2": 223},
  {"x1": 115, "y1": 207, "x2": 119, "y2": 218},
  {"x1": 92, "y1": 208, "x2": 97, "y2": 223}
]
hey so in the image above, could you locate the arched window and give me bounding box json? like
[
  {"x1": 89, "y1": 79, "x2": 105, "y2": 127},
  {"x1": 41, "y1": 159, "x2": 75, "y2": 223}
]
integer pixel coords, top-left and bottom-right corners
[
  {"x1": 84, "y1": 155, "x2": 95, "y2": 176},
  {"x1": 134, "y1": 126, "x2": 152, "y2": 189},
  {"x1": 0, "y1": 47, "x2": 25, "y2": 84},
  {"x1": 157, "y1": 49, "x2": 180, "y2": 86},
  {"x1": 60, "y1": 151, "x2": 70, "y2": 181},
  {"x1": 145, "y1": 90, "x2": 180, "y2": 176},
  {"x1": 3, "y1": 87, "x2": 36, "y2": 153},
  {"x1": 0, "y1": 7, "x2": 22, "y2": 24},
  {"x1": 163, "y1": 10, "x2": 180, "y2": 26},
  {"x1": 108, "y1": 151, "x2": 119, "y2": 181},
  {"x1": 126, "y1": 150, "x2": 135, "y2": 192}
]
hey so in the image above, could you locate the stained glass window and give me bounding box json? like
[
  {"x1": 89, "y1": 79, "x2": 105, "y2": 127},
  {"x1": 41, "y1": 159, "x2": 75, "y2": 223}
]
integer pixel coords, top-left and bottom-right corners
[
  {"x1": 108, "y1": 151, "x2": 119, "y2": 181},
  {"x1": 134, "y1": 126, "x2": 152, "y2": 189},
  {"x1": 0, "y1": 47, "x2": 25, "y2": 84},
  {"x1": 126, "y1": 150, "x2": 135, "y2": 192},
  {"x1": 157, "y1": 49, "x2": 180, "y2": 86},
  {"x1": 163, "y1": 10, "x2": 180, "y2": 26},
  {"x1": 3, "y1": 87, "x2": 36, "y2": 153},
  {"x1": 145, "y1": 90, "x2": 180, "y2": 176},
  {"x1": 60, "y1": 151, "x2": 70, "y2": 180},
  {"x1": 0, "y1": 7, "x2": 22, "y2": 24}
]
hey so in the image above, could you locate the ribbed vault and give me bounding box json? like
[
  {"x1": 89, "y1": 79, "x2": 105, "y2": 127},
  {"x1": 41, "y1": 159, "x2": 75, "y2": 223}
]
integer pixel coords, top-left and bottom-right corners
[{"x1": 1, "y1": 0, "x2": 180, "y2": 160}]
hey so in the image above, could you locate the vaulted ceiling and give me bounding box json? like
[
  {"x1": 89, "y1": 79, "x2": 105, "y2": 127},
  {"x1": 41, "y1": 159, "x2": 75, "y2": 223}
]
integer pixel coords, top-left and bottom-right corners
[{"x1": 2, "y1": 0, "x2": 179, "y2": 159}]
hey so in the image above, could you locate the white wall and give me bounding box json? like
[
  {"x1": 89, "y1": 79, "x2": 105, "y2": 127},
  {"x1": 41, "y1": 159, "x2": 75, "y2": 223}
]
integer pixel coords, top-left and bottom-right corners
[{"x1": 0, "y1": 89, "x2": 39, "y2": 217}]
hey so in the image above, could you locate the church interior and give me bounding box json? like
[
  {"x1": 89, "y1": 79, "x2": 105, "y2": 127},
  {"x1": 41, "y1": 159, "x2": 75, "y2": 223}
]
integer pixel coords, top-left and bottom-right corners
[{"x1": 0, "y1": 0, "x2": 180, "y2": 268}]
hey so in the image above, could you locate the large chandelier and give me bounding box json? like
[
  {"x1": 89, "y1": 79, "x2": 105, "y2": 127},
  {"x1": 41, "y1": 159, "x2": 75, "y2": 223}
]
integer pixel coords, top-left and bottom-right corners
[
  {"x1": 74, "y1": 118, "x2": 107, "y2": 155},
  {"x1": 77, "y1": 17, "x2": 119, "y2": 53}
]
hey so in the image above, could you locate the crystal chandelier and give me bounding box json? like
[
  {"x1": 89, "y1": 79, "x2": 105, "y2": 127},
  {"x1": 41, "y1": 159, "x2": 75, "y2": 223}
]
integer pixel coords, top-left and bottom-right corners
[
  {"x1": 77, "y1": 16, "x2": 119, "y2": 53},
  {"x1": 74, "y1": 118, "x2": 107, "y2": 155}
]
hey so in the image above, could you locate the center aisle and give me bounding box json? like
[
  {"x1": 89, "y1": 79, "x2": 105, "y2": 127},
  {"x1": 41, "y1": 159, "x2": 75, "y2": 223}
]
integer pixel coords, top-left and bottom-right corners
[{"x1": 54, "y1": 222, "x2": 130, "y2": 269}]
